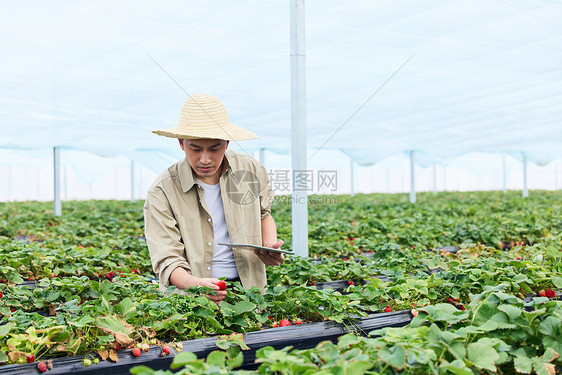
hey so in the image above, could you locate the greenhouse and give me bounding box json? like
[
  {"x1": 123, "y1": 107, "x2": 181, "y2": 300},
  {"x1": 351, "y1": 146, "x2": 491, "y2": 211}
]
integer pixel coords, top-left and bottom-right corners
[{"x1": 2, "y1": 1, "x2": 562, "y2": 374}]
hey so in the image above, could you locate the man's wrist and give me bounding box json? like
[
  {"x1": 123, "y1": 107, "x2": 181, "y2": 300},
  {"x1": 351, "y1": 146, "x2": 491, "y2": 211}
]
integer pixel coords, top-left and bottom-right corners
[{"x1": 183, "y1": 274, "x2": 200, "y2": 289}]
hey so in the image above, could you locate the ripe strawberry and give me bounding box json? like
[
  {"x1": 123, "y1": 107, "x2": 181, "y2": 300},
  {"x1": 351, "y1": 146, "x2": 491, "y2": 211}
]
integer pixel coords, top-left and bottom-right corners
[
  {"x1": 539, "y1": 290, "x2": 546, "y2": 297},
  {"x1": 411, "y1": 309, "x2": 418, "y2": 317},
  {"x1": 37, "y1": 362, "x2": 47, "y2": 373},
  {"x1": 106, "y1": 271, "x2": 115, "y2": 280},
  {"x1": 384, "y1": 306, "x2": 392, "y2": 312},
  {"x1": 347, "y1": 280, "x2": 354, "y2": 286},
  {"x1": 115, "y1": 344, "x2": 121, "y2": 350},
  {"x1": 294, "y1": 319, "x2": 303, "y2": 325},
  {"x1": 27, "y1": 354, "x2": 35, "y2": 363},
  {"x1": 0, "y1": 291, "x2": 2, "y2": 298},
  {"x1": 546, "y1": 289, "x2": 556, "y2": 298},
  {"x1": 343, "y1": 258, "x2": 348, "y2": 261},
  {"x1": 516, "y1": 256, "x2": 522, "y2": 260},
  {"x1": 267, "y1": 316, "x2": 273, "y2": 321},
  {"x1": 217, "y1": 280, "x2": 227, "y2": 291},
  {"x1": 162, "y1": 346, "x2": 171, "y2": 355},
  {"x1": 460, "y1": 305, "x2": 466, "y2": 311},
  {"x1": 132, "y1": 347, "x2": 141, "y2": 357},
  {"x1": 141, "y1": 343, "x2": 150, "y2": 352},
  {"x1": 272, "y1": 322, "x2": 278, "y2": 328},
  {"x1": 279, "y1": 319, "x2": 291, "y2": 327}
]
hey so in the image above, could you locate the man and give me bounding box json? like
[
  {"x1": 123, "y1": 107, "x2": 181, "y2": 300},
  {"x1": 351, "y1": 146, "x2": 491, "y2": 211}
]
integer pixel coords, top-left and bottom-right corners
[{"x1": 144, "y1": 94, "x2": 284, "y2": 303}]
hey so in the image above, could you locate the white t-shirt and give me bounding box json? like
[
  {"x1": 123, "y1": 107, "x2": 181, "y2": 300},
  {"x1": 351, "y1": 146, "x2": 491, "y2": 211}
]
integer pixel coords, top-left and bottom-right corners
[{"x1": 196, "y1": 179, "x2": 239, "y2": 279}]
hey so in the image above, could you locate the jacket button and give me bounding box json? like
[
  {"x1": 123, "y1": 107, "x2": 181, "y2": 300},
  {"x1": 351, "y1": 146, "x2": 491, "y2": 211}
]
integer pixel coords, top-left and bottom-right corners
[
  {"x1": 207, "y1": 267, "x2": 211, "y2": 271},
  {"x1": 208, "y1": 218, "x2": 211, "y2": 222},
  {"x1": 208, "y1": 242, "x2": 212, "y2": 246}
]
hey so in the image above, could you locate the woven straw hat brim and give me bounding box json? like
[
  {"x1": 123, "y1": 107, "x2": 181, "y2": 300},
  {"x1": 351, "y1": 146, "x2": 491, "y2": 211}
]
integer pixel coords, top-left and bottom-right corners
[
  {"x1": 153, "y1": 94, "x2": 259, "y2": 141},
  {"x1": 152, "y1": 124, "x2": 258, "y2": 141}
]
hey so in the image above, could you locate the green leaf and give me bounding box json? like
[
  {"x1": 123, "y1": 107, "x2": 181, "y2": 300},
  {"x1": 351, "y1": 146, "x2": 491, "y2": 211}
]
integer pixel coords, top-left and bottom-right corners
[
  {"x1": 129, "y1": 365, "x2": 157, "y2": 375},
  {"x1": 498, "y1": 304, "x2": 522, "y2": 321},
  {"x1": 539, "y1": 317, "x2": 560, "y2": 336},
  {"x1": 441, "y1": 359, "x2": 473, "y2": 375},
  {"x1": 116, "y1": 297, "x2": 134, "y2": 316},
  {"x1": 514, "y1": 355, "x2": 533, "y2": 374},
  {"x1": 170, "y1": 351, "x2": 198, "y2": 369},
  {"x1": 0, "y1": 350, "x2": 8, "y2": 364},
  {"x1": 0, "y1": 322, "x2": 15, "y2": 337},
  {"x1": 50, "y1": 330, "x2": 71, "y2": 343},
  {"x1": 346, "y1": 360, "x2": 373, "y2": 374},
  {"x1": 377, "y1": 345, "x2": 405, "y2": 370},
  {"x1": 542, "y1": 336, "x2": 562, "y2": 355},
  {"x1": 226, "y1": 350, "x2": 244, "y2": 369},
  {"x1": 542, "y1": 347, "x2": 560, "y2": 363},
  {"x1": 449, "y1": 341, "x2": 466, "y2": 361},
  {"x1": 467, "y1": 342, "x2": 499, "y2": 372},
  {"x1": 232, "y1": 301, "x2": 256, "y2": 315},
  {"x1": 206, "y1": 351, "x2": 227, "y2": 368}
]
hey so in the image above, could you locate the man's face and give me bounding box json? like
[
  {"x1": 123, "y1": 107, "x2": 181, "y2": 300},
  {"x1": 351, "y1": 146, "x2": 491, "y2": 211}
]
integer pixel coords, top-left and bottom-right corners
[{"x1": 179, "y1": 138, "x2": 229, "y2": 185}]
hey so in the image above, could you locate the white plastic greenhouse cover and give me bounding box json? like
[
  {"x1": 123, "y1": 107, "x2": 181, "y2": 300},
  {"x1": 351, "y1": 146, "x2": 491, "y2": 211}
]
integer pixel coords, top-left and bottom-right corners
[{"x1": 1, "y1": 0, "x2": 562, "y2": 172}]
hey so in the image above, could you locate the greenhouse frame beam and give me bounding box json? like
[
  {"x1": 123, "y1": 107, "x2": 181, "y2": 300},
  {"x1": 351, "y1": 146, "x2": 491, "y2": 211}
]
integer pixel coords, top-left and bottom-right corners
[
  {"x1": 290, "y1": 0, "x2": 308, "y2": 258},
  {"x1": 53, "y1": 147, "x2": 61, "y2": 216},
  {"x1": 409, "y1": 151, "x2": 416, "y2": 203}
]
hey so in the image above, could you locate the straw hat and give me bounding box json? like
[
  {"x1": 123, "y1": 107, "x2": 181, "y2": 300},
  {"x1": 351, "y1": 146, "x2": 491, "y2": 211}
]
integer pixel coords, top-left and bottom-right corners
[{"x1": 152, "y1": 94, "x2": 258, "y2": 141}]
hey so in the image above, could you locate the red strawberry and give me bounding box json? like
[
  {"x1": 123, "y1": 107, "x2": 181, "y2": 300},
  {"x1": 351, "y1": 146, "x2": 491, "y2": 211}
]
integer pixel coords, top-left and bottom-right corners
[
  {"x1": 267, "y1": 316, "x2": 273, "y2": 321},
  {"x1": 162, "y1": 346, "x2": 170, "y2": 355},
  {"x1": 217, "y1": 280, "x2": 227, "y2": 291},
  {"x1": 516, "y1": 256, "x2": 522, "y2": 260},
  {"x1": 539, "y1": 290, "x2": 546, "y2": 297},
  {"x1": 384, "y1": 306, "x2": 392, "y2": 312},
  {"x1": 279, "y1": 319, "x2": 291, "y2": 327},
  {"x1": 37, "y1": 362, "x2": 47, "y2": 373},
  {"x1": 294, "y1": 319, "x2": 303, "y2": 325},
  {"x1": 116, "y1": 344, "x2": 121, "y2": 350},
  {"x1": 347, "y1": 280, "x2": 354, "y2": 286},
  {"x1": 27, "y1": 354, "x2": 35, "y2": 363},
  {"x1": 132, "y1": 347, "x2": 141, "y2": 357},
  {"x1": 446, "y1": 297, "x2": 454, "y2": 303},
  {"x1": 460, "y1": 305, "x2": 466, "y2": 311},
  {"x1": 272, "y1": 322, "x2": 278, "y2": 328},
  {"x1": 106, "y1": 271, "x2": 115, "y2": 280},
  {"x1": 546, "y1": 289, "x2": 556, "y2": 298},
  {"x1": 343, "y1": 258, "x2": 348, "y2": 261},
  {"x1": 0, "y1": 291, "x2": 3, "y2": 298}
]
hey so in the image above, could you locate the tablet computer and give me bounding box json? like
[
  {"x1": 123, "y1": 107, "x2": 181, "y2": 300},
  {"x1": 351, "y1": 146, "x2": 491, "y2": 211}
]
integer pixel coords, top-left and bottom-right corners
[{"x1": 218, "y1": 242, "x2": 295, "y2": 255}]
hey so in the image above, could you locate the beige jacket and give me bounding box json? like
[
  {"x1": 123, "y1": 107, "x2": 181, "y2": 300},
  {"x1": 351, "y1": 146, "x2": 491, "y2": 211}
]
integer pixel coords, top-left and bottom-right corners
[{"x1": 143, "y1": 149, "x2": 275, "y2": 292}]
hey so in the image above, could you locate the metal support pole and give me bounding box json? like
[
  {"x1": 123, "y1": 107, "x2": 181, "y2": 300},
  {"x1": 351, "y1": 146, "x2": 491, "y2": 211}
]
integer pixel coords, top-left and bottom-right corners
[
  {"x1": 290, "y1": 0, "x2": 308, "y2": 258},
  {"x1": 503, "y1": 155, "x2": 507, "y2": 193},
  {"x1": 130, "y1": 160, "x2": 135, "y2": 202},
  {"x1": 522, "y1": 152, "x2": 528, "y2": 198},
  {"x1": 53, "y1": 147, "x2": 61, "y2": 216},
  {"x1": 259, "y1": 148, "x2": 265, "y2": 166},
  {"x1": 409, "y1": 151, "x2": 416, "y2": 203},
  {"x1": 350, "y1": 158, "x2": 355, "y2": 197}
]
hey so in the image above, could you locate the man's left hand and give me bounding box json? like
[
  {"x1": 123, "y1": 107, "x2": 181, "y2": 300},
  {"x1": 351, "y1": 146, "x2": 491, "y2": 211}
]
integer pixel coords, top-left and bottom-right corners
[{"x1": 255, "y1": 240, "x2": 284, "y2": 266}]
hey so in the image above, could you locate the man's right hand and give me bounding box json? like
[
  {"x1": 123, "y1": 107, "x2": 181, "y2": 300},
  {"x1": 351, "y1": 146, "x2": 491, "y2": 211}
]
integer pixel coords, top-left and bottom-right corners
[
  {"x1": 194, "y1": 277, "x2": 227, "y2": 303},
  {"x1": 170, "y1": 268, "x2": 227, "y2": 304}
]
